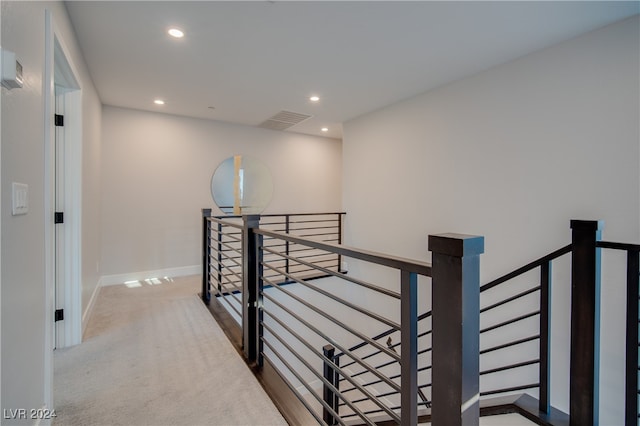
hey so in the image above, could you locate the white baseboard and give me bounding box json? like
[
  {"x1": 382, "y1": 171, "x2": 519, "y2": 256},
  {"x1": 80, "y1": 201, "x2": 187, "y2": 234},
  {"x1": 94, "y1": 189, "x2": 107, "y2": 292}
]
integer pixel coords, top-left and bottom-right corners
[
  {"x1": 100, "y1": 265, "x2": 200, "y2": 287},
  {"x1": 82, "y1": 277, "x2": 102, "y2": 339}
]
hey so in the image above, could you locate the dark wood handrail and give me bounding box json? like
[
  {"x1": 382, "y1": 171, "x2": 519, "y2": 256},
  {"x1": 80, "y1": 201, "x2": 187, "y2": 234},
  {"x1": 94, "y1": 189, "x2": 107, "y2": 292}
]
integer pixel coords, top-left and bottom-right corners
[
  {"x1": 211, "y1": 211, "x2": 347, "y2": 219},
  {"x1": 597, "y1": 240, "x2": 640, "y2": 252},
  {"x1": 255, "y1": 228, "x2": 432, "y2": 276}
]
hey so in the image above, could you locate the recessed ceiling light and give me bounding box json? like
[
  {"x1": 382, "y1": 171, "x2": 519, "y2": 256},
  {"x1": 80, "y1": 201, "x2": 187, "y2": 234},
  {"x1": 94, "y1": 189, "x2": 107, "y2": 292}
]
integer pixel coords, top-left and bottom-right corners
[
  {"x1": 309, "y1": 96, "x2": 320, "y2": 102},
  {"x1": 321, "y1": 127, "x2": 329, "y2": 132},
  {"x1": 168, "y1": 28, "x2": 184, "y2": 38},
  {"x1": 154, "y1": 99, "x2": 165, "y2": 105}
]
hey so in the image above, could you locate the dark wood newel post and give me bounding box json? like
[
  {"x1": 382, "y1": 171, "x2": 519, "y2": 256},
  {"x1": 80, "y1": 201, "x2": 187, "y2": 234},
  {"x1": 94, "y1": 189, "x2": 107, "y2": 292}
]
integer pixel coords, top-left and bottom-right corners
[
  {"x1": 569, "y1": 220, "x2": 602, "y2": 426},
  {"x1": 243, "y1": 214, "x2": 261, "y2": 362},
  {"x1": 217, "y1": 222, "x2": 223, "y2": 294},
  {"x1": 429, "y1": 233, "x2": 484, "y2": 426},
  {"x1": 201, "y1": 208, "x2": 212, "y2": 305},
  {"x1": 625, "y1": 249, "x2": 639, "y2": 426},
  {"x1": 539, "y1": 260, "x2": 552, "y2": 414},
  {"x1": 322, "y1": 345, "x2": 340, "y2": 425},
  {"x1": 400, "y1": 269, "x2": 418, "y2": 426}
]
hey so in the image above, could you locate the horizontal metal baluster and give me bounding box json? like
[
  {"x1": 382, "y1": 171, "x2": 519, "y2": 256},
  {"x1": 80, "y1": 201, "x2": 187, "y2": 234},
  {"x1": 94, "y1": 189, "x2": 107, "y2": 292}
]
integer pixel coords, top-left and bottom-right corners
[
  {"x1": 480, "y1": 311, "x2": 540, "y2": 334},
  {"x1": 261, "y1": 321, "x2": 373, "y2": 425},
  {"x1": 480, "y1": 286, "x2": 540, "y2": 313},
  {"x1": 262, "y1": 245, "x2": 400, "y2": 299},
  {"x1": 262, "y1": 292, "x2": 401, "y2": 394}
]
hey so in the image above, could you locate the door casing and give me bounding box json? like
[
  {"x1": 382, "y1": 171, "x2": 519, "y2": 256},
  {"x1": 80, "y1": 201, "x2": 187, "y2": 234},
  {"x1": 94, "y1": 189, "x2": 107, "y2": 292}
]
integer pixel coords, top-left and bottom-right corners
[{"x1": 44, "y1": 8, "x2": 83, "y2": 410}]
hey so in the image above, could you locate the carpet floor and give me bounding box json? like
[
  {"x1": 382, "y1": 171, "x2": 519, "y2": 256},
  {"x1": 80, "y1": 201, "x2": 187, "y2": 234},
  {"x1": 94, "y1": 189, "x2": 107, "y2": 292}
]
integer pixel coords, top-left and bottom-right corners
[{"x1": 53, "y1": 275, "x2": 287, "y2": 426}]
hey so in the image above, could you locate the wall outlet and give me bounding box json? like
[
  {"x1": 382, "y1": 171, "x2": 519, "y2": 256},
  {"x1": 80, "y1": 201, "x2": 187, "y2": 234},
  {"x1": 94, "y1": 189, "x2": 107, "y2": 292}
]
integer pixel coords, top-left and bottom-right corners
[{"x1": 11, "y1": 182, "x2": 28, "y2": 215}]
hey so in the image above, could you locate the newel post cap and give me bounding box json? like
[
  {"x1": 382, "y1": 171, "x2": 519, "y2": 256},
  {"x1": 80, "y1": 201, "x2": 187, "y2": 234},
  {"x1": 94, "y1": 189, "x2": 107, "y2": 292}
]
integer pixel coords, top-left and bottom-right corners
[
  {"x1": 570, "y1": 220, "x2": 604, "y2": 232},
  {"x1": 428, "y1": 233, "x2": 484, "y2": 257},
  {"x1": 243, "y1": 214, "x2": 261, "y2": 226}
]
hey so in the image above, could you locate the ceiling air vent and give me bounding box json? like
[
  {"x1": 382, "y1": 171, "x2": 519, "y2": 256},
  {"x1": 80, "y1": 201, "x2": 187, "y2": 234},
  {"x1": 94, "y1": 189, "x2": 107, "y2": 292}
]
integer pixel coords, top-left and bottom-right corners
[{"x1": 258, "y1": 110, "x2": 312, "y2": 131}]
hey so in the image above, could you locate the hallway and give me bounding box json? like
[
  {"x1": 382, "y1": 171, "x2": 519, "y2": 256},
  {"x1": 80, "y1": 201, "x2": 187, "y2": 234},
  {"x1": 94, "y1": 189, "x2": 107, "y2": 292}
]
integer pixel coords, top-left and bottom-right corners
[{"x1": 53, "y1": 275, "x2": 286, "y2": 426}]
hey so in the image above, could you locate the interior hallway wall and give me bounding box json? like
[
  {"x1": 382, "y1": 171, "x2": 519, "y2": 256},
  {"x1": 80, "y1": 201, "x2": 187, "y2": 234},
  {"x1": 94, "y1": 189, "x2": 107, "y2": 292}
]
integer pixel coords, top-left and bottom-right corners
[
  {"x1": 1, "y1": 0, "x2": 101, "y2": 419},
  {"x1": 100, "y1": 106, "x2": 342, "y2": 282},
  {"x1": 342, "y1": 16, "x2": 639, "y2": 424}
]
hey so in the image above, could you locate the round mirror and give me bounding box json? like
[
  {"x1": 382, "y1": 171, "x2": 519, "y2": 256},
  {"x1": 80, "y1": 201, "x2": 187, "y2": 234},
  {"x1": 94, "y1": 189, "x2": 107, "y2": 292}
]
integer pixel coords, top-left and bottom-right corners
[{"x1": 211, "y1": 155, "x2": 273, "y2": 215}]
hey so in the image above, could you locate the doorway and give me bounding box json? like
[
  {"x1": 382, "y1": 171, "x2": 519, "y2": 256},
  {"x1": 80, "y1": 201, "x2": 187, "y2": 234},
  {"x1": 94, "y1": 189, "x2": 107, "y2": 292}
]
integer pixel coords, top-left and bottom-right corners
[{"x1": 53, "y1": 36, "x2": 82, "y2": 349}]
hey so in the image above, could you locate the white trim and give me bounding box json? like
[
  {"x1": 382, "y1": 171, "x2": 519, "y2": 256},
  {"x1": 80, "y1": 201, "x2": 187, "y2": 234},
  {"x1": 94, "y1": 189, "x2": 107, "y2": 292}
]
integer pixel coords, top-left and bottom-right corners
[
  {"x1": 43, "y1": 7, "x2": 56, "y2": 414},
  {"x1": 59, "y1": 89, "x2": 83, "y2": 347},
  {"x1": 0, "y1": 6, "x2": 3, "y2": 413},
  {"x1": 100, "y1": 265, "x2": 201, "y2": 286},
  {"x1": 53, "y1": 30, "x2": 80, "y2": 92},
  {"x1": 81, "y1": 277, "x2": 102, "y2": 338},
  {"x1": 52, "y1": 20, "x2": 83, "y2": 349}
]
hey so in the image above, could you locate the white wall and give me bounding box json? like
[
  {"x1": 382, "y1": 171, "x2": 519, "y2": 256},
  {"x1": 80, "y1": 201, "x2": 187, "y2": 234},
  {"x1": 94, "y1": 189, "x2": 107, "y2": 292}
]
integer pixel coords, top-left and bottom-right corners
[
  {"x1": 1, "y1": 0, "x2": 101, "y2": 419},
  {"x1": 342, "y1": 16, "x2": 639, "y2": 424},
  {"x1": 100, "y1": 106, "x2": 342, "y2": 281}
]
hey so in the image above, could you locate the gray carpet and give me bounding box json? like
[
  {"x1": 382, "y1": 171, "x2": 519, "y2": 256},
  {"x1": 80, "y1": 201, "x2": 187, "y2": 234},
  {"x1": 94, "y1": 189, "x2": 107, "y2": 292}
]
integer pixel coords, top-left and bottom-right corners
[{"x1": 53, "y1": 275, "x2": 288, "y2": 426}]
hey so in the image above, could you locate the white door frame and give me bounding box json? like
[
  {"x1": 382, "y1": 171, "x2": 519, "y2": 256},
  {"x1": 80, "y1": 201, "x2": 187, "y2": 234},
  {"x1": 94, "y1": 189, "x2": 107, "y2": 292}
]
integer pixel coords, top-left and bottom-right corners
[
  {"x1": 44, "y1": 7, "x2": 83, "y2": 409},
  {"x1": 51, "y1": 15, "x2": 83, "y2": 349},
  {"x1": 54, "y1": 88, "x2": 82, "y2": 348},
  {"x1": 0, "y1": 2, "x2": 3, "y2": 412},
  {"x1": 44, "y1": 8, "x2": 55, "y2": 412}
]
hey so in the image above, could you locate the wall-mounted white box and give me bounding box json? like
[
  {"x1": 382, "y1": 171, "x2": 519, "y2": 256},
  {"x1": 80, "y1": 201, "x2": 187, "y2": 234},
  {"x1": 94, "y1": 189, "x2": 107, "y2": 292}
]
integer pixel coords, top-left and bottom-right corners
[
  {"x1": 1, "y1": 49, "x2": 24, "y2": 90},
  {"x1": 12, "y1": 182, "x2": 28, "y2": 215}
]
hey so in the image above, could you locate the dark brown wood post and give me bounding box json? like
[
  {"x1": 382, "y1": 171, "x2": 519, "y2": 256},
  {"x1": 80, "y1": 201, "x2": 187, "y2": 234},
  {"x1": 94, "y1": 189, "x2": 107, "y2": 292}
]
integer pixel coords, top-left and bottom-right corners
[
  {"x1": 400, "y1": 269, "x2": 418, "y2": 426},
  {"x1": 323, "y1": 345, "x2": 340, "y2": 425},
  {"x1": 243, "y1": 214, "x2": 261, "y2": 361},
  {"x1": 539, "y1": 261, "x2": 552, "y2": 414},
  {"x1": 201, "y1": 208, "x2": 212, "y2": 305},
  {"x1": 217, "y1": 221, "x2": 223, "y2": 293},
  {"x1": 256, "y1": 231, "x2": 264, "y2": 368},
  {"x1": 337, "y1": 213, "x2": 343, "y2": 272},
  {"x1": 625, "y1": 249, "x2": 638, "y2": 426},
  {"x1": 569, "y1": 220, "x2": 602, "y2": 426},
  {"x1": 285, "y1": 214, "x2": 290, "y2": 275},
  {"x1": 429, "y1": 233, "x2": 484, "y2": 426}
]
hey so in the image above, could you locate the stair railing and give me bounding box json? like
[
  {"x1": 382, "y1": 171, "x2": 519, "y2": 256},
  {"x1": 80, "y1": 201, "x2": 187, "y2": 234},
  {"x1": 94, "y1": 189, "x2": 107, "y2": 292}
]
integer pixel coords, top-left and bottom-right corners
[
  {"x1": 201, "y1": 210, "x2": 346, "y2": 326},
  {"x1": 203, "y1": 209, "x2": 485, "y2": 425},
  {"x1": 246, "y1": 227, "x2": 483, "y2": 425},
  {"x1": 334, "y1": 220, "x2": 639, "y2": 426},
  {"x1": 201, "y1": 212, "x2": 638, "y2": 425},
  {"x1": 595, "y1": 238, "x2": 639, "y2": 426},
  {"x1": 337, "y1": 242, "x2": 572, "y2": 423}
]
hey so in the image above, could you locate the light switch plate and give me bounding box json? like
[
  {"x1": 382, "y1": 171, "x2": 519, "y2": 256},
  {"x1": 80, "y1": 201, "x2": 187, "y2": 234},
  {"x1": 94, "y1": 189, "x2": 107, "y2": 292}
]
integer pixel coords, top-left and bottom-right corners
[{"x1": 12, "y1": 182, "x2": 28, "y2": 215}]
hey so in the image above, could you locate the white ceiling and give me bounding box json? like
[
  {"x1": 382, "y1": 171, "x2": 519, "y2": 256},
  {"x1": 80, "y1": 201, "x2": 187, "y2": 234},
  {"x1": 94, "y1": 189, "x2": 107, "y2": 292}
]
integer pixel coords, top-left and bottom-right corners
[{"x1": 65, "y1": 1, "x2": 639, "y2": 139}]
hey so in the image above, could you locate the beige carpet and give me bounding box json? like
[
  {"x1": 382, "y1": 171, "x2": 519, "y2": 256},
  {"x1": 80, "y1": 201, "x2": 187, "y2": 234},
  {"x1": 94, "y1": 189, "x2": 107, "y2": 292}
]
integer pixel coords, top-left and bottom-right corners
[{"x1": 53, "y1": 275, "x2": 287, "y2": 426}]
